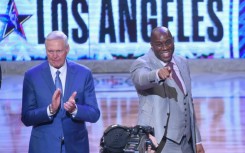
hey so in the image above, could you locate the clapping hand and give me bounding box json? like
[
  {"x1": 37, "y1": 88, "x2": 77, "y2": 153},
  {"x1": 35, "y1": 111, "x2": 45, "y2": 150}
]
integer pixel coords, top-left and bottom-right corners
[
  {"x1": 50, "y1": 89, "x2": 62, "y2": 114},
  {"x1": 64, "y1": 91, "x2": 77, "y2": 113}
]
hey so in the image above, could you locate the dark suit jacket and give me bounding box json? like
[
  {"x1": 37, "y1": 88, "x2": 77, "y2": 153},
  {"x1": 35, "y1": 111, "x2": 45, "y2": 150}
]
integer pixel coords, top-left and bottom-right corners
[{"x1": 21, "y1": 60, "x2": 100, "y2": 153}]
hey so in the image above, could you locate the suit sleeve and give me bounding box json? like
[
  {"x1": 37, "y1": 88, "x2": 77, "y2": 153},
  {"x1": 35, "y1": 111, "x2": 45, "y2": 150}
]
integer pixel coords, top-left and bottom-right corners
[
  {"x1": 21, "y1": 72, "x2": 52, "y2": 126},
  {"x1": 72, "y1": 71, "x2": 100, "y2": 123},
  {"x1": 130, "y1": 58, "x2": 160, "y2": 90},
  {"x1": 195, "y1": 124, "x2": 202, "y2": 143}
]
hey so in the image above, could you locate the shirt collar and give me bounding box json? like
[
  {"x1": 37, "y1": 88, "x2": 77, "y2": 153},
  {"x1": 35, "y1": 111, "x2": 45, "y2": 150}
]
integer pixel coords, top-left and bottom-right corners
[
  {"x1": 49, "y1": 61, "x2": 67, "y2": 77},
  {"x1": 160, "y1": 57, "x2": 176, "y2": 67}
]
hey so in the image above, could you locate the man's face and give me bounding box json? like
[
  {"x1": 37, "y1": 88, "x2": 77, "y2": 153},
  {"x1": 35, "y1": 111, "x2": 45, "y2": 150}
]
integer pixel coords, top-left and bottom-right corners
[
  {"x1": 45, "y1": 39, "x2": 69, "y2": 69},
  {"x1": 151, "y1": 30, "x2": 174, "y2": 63}
]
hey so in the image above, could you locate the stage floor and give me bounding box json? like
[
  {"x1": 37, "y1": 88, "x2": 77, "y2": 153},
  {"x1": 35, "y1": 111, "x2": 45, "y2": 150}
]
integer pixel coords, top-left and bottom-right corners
[{"x1": 0, "y1": 72, "x2": 245, "y2": 153}]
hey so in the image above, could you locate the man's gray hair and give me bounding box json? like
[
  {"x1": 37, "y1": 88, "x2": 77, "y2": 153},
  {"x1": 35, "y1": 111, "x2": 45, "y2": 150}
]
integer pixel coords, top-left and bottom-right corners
[{"x1": 45, "y1": 31, "x2": 68, "y2": 46}]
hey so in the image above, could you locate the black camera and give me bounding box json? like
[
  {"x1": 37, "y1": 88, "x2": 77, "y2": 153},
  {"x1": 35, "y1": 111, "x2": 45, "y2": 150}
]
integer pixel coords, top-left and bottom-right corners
[
  {"x1": 100, "y1": 124, "x2": 156, "y2": 153},
  {"x1": 124, "y1": 125, "x2": 156, "y2": 153}
]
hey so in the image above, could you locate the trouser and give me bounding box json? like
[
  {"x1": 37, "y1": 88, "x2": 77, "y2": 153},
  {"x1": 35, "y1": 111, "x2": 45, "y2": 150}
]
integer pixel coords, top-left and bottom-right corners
[{"x1": 161, "y1": 136, "x2": 194, "y2": 153}]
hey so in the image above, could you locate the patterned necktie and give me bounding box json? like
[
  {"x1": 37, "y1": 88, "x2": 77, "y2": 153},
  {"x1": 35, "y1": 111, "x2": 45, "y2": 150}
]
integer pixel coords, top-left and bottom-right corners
[
  {"x1": 55, "y1": 70, "x2": 63, "y2": 93},
  {"x1": 167, "y1": 62, "x2": 184, "y2": 94},
  {"x1": 55, "y1": 70, "x2": 63, "y2": 108}
]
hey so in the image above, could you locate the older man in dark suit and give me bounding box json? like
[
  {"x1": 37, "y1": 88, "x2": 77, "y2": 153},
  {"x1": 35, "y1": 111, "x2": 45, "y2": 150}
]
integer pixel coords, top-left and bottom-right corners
[{"x1": 21, "y1": 31, "x2": 100, "y2": 153}]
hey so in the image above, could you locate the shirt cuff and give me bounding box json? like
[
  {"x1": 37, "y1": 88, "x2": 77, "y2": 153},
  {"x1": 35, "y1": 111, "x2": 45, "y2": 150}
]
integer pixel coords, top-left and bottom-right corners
[
  {"x1": 156, "y1": 69, "x2": 160, "y2": 82},
  {"x1": 47, "y1": 106, "x2": 53, "y2": 117},
  {"x1": 196, "y1": 141, "x2": 202, "y2": 145},
  {"x1": 71, "y1": 104, "x2": 78, "y2": 117}
]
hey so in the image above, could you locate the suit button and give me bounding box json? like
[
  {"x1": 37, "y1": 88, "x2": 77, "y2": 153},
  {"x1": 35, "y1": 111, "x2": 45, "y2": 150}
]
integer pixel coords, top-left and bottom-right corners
[
  {"x1": 164, "y1": 126, "x2": 167, "y2": 128},
  {"x1": 59, "y1": 137, "x2": 64, "y2": 144},
  {"x1": 167, "y1": 113, "x2": 170, "y2": 116}
]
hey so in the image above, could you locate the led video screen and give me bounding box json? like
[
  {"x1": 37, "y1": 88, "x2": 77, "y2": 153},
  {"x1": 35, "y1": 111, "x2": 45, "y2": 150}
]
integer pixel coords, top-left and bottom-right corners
[{"x1": 0, "y1": 0, "x2": 244, "y2": 61}]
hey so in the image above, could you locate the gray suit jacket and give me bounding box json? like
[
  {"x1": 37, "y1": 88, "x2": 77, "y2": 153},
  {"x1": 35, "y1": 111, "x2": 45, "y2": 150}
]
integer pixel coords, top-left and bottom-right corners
[{"x1": 130, "y1": 49, "x2": 201, "y2": 153}]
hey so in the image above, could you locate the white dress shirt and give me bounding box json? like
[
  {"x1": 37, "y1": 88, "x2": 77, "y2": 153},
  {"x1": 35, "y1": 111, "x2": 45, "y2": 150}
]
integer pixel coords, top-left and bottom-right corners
[
  {"x1": 47, "y1": 62, "x2": 77, "y2": 116},
  {"x1": 50, "y1": 62, "x2": 67, "y2": 94}
]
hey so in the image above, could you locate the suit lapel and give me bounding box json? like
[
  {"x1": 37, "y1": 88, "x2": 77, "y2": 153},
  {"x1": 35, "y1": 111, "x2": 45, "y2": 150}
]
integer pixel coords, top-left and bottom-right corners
[
  {"x1": 148, "y1": 49, "x2": 163, "y2": 69},
  {"x1": 173, "y1": 56, "x2": 190, "y2": 93},
  {"x1": 63, "y1": 61, "x2": 76, "y2": 101},
  {"x1": 41, "y1": 61, "x2": 56, "y2": 94}
]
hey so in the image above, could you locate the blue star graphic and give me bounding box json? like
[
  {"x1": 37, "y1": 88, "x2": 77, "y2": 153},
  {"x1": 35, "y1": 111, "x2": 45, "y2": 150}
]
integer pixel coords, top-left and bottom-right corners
[{"x1": 0, "y1": 0, "x2": 32, "y2": 42}]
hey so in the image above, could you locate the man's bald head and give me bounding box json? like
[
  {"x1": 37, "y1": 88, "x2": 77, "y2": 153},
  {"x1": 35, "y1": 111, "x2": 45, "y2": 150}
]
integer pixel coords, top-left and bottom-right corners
[{"x1": 150, "y1": 27, "x2": 172, "y2": 43}]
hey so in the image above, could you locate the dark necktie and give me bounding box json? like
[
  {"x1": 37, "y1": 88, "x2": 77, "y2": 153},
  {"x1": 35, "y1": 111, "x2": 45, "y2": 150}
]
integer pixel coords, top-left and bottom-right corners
[
  {"x1": 55, "y1": 70, "x2": 63, "y2": 108},
  {"x1": 167, "y1": 62, "x2": 184, "y2": 94}
]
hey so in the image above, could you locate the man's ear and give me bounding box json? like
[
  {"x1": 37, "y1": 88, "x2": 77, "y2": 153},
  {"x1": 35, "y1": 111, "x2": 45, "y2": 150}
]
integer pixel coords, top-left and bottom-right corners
[{"x1": 66, "y1": 44, "x2": 70, "y2": 53}]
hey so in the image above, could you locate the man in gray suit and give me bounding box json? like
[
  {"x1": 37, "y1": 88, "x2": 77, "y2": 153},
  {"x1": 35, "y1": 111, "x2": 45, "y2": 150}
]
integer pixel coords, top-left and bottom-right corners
[{"x1": 130, "y1": 26, "x2": 205, "y2": 153}]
